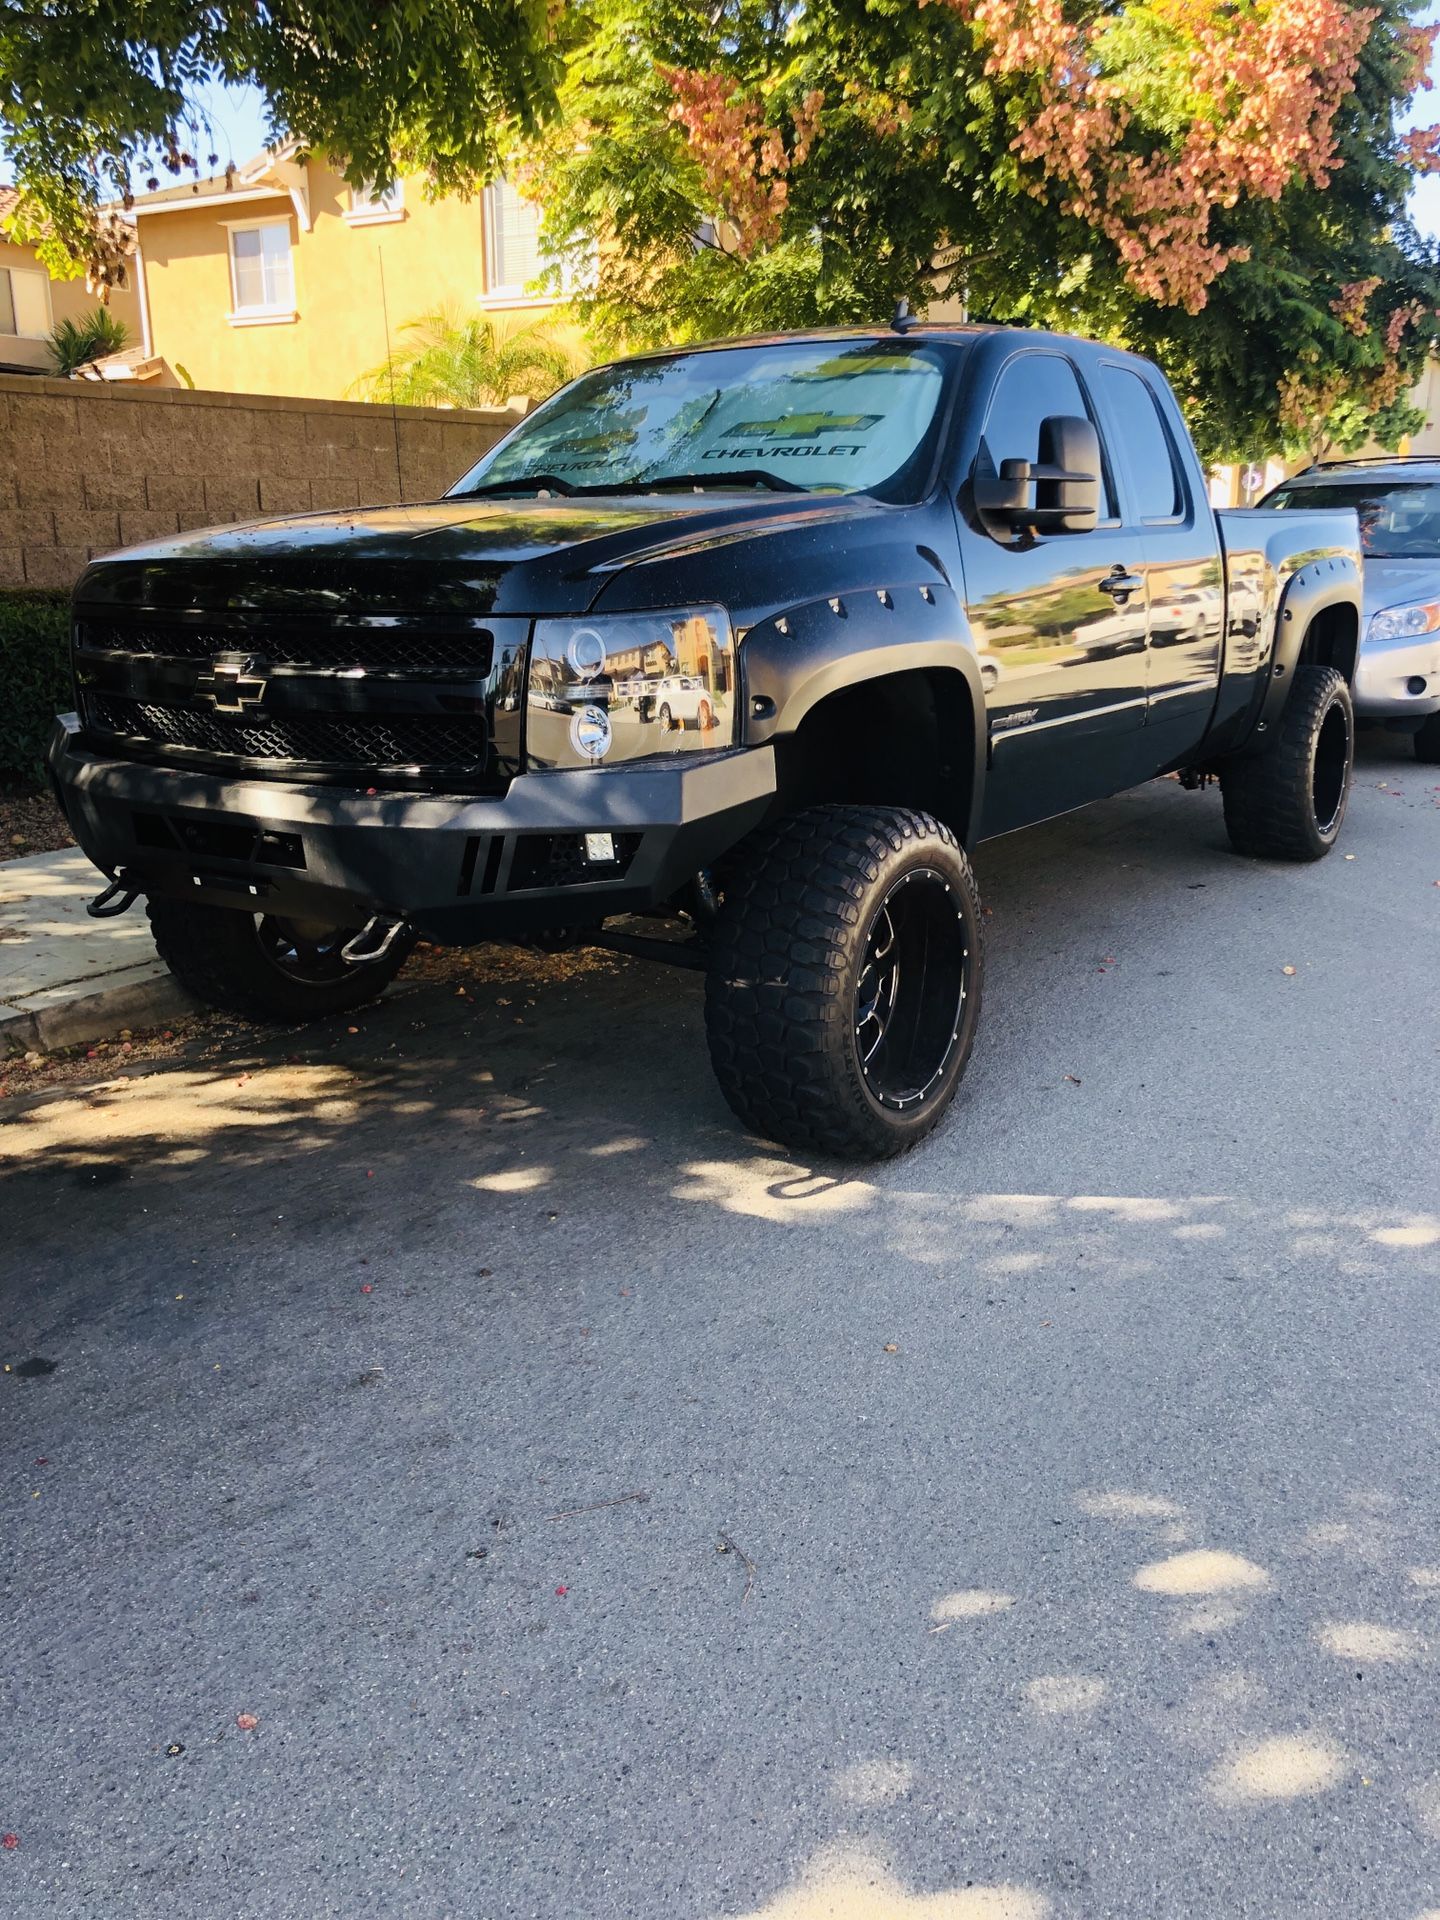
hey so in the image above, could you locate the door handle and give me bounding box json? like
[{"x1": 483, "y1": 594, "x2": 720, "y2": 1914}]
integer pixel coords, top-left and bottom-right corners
[{"x1": 1099, "y1": 567, "x2": 1144, "y2": 602}]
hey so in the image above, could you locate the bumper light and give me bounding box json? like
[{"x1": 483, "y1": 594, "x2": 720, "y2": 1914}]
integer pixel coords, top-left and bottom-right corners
[{"x1": 526, "y1": 606, "x2": 736, "y2": 770}]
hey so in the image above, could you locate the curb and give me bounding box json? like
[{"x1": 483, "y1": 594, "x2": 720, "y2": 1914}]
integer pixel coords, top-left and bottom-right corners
[{"x1": 0, "y1": 973, "x2": 195, "y2": 1057}]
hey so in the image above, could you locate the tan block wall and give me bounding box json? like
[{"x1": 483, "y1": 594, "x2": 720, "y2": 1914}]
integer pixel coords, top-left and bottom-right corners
[{"x1": 0, "y1": 374, "x2": 518, "y2": 592}]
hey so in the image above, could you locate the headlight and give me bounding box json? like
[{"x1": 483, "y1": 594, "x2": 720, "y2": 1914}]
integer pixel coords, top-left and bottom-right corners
[
  {"x1": 1367, "y1": 601, "x2": 1440, "y2": 643},
  {"x1": 525, "y1": 607, "x2": 737, "y2": 770}
]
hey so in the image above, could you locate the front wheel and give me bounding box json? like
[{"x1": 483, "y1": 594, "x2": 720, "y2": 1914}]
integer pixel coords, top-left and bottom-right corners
[
  {"x1": 1220, "y1": 664, "x2": 1354, "y2": 861},
  {"x1": 148, "y1": 897, "x2": 415, "y2": 1023},
  {"x1": 705, "y1": 806, "x2": 984, "y2": 1159},
  {"x1": 1415, "y1": 712, "x2": 1440, "y2": 764}
]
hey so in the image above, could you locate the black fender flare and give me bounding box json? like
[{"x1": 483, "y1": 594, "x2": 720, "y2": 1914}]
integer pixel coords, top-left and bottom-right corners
[
  {"x1": 1251, "y1": 553, "x2": 1362, "y2": 746},
  {"x1": 739, "y1": 582, "x2": 988, "y2": 846}
]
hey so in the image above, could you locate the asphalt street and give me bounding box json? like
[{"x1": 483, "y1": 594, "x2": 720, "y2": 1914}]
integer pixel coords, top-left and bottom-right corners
[{"x1": 3, "y1": 735, "x2": 1439, "y2": 1920}]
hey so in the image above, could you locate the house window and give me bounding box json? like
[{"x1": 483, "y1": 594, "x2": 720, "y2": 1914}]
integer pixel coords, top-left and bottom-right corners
[
  {"x1": 227, "y1": 220, "x2": 295, "y2": 318},
  {"x1": 345, "y1": 178, "x2": 405, "y2": 225},
  {"x1": 0, "y1": 265, "x2": 52, "y2": 338},
  {"x1": 483, "y1": 180, "x2": 544, "y2": 299}
]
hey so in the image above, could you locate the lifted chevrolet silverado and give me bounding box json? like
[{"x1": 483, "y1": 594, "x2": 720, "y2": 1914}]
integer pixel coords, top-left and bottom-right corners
[{"x1": 51, "y1": 324, "x2": 1362, "y2": 1157}]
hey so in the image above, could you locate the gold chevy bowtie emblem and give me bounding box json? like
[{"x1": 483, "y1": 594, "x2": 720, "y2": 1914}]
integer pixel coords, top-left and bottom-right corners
[{"x1": 195, "y1": 652, "x2": 268, "y2": 713}]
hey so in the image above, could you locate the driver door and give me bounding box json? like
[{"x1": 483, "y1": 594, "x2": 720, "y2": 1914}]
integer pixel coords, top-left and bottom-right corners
[{"x1": 963, "y1": 349, "x2": 1149, "y2": 838}]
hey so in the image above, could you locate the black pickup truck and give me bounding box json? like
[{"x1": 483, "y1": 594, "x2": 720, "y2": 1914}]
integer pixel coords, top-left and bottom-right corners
[{"x1": 50, "y1": 324, "x2": 1362, "y2": 1157}]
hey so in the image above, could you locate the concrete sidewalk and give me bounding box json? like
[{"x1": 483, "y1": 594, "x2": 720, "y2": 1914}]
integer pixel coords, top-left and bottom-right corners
[{"x1": 0, "y1": 849, "x2": 189, "y2": 1054}]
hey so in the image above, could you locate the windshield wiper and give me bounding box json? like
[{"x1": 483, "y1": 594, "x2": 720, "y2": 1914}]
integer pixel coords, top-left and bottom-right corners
[
  {"x1": 611, "y1": 469, "x2": 810, "y2": 495},
  {"x1": 453, "y1": 467, "x2": 814, "y2": 500},
  {"x1": 453, "y1": 473, "x2": 582, "y2": 497}
]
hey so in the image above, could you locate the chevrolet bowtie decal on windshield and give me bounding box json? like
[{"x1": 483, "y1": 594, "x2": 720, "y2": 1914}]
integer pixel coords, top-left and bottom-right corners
[{"x1": 724, "y1": 412, "x2": 881, "y2": 440}]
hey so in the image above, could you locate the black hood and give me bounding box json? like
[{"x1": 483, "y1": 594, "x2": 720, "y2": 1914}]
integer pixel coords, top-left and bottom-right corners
[{"x1": 72, "y1": 492, "x2": 897, "y2": 622}]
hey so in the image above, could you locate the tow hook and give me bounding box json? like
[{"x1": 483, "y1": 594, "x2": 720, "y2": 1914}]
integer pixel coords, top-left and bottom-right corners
[
  {"x1": 86, "y1": 875, "x2": 142, "y2": 919},
  {"x1": 341, "y1": 915, "x2": 411, "y2": 966}
]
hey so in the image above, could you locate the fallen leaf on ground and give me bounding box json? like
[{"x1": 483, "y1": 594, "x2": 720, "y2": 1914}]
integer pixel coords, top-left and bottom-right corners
[
  {"x1": 1282, "y1": 965, "x2": 1297, "y2": 976},
  {"x1": 2, "y1": 1833, "x2": 18, "y2": 1850},
  {"x1": 235, "y1": 1713, "x2": 259, "y2": 1732},
  {"x1": 883, "y1": 1343, "x2": 899, "y2": 1353}
]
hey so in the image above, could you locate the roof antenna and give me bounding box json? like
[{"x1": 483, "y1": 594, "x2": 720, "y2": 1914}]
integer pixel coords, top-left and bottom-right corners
[
  {"x1": 891, "y1": 297, "x2": 916, "y2": 335},
  {"x1": 377, "y1": 243, "x2": 404, "y2": 501}
]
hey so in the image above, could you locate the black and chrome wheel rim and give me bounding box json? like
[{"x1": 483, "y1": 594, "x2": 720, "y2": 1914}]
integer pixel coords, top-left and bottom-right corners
[
  {"x1": 853, "y1": 867, "x2": 970, "y2": 1112},
  {"x1": 253, "y1": 915, "x2": 355, "y2": 985},
  {"x1": 1312, "y1": 699, "x2": 1351, "y2": 838}
]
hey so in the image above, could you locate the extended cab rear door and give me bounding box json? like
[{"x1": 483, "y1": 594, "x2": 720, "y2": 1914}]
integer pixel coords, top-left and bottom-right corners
[
  {"x1": 960, "y1": 344, "x2": 1150, "y2": 837},
  {"x1": 1091, "y1": 357, "x2": 1225, "y2": 764}
]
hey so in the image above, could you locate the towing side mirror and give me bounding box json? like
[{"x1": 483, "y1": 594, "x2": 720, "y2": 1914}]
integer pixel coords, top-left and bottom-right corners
[{"x1": 973, "y1": 414, "x2": 1101, "y2": 537}]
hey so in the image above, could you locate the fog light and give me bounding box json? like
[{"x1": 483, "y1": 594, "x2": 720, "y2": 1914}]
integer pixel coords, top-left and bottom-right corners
[
  {"x1": 583, "y1": 832, "x2": 616, "y2": 864},
  {"x1": 569, "y1": 705, "x2": 612, "y2": 761},
  {"x1": 1407, "y1": 675, "x2": 1428, "y2": 696}
]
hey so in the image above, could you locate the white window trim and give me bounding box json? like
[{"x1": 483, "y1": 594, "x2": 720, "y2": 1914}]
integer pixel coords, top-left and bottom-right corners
[
  {"x1": 227, "y1": 309, "x2": 299, "y2": 327},
  {"x1": 474, "y1": 293, "x2": 556, "y2": 312},
  {"x1": 223, "y1": 215, "x2": 297, "y2": 322},
  {"x1": 343, "y1": 179, "x2": 406, "y2": 227},
  {"x1": 0, "y1": 263, "x2": 54, "y2": 339},
  {"x1": 483, "y1": 181, "x2": 544, "y2": 301}
]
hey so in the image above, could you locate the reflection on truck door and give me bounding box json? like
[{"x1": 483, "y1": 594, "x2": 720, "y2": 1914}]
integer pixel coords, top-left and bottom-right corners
[
  {"x1": 964, "y1": 349, "x2": 1149, "y2": 837},
  {"x1": 1094, "y1": 360, "x2": 1224, "y2": 764}
]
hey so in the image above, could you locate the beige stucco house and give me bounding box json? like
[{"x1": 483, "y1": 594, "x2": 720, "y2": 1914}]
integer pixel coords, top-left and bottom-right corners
[{"x1": 123, "y1": 142, "x2": 575, "y2": 401}]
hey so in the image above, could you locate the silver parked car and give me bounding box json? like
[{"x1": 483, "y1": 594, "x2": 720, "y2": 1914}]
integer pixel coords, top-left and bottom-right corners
[{"x1": 1260, "y1": 458, "x2": 1440, "y2": 762}]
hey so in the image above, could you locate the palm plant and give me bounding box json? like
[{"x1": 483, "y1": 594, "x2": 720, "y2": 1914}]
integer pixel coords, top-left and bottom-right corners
[
  {"x1": 351, "y1": 308, "x2": 579, "y2": 410},
  {"x1": 47, "y1": 307, "x2": 130, "y2": 376}
]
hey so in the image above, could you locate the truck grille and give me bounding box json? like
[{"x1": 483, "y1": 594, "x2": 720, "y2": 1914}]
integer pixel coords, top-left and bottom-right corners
[
  {"x1": 73, "y1": 611, "x2": 522, "y2": 788},
  {"x1": 85, "y1": 694, "x2": 489, "y2": 773},
  {"x1": 77, "y1": 619, "x2": 494, "y2": 676}
]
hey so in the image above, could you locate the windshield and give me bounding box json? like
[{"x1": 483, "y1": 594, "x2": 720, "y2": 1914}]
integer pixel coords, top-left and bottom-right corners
[
  {"x1": 448, "y1": 338, "x2": 955, "y2": 500},
  {"x1": 1261, "y1": 478, "x2": 1440, "y2": 558}
]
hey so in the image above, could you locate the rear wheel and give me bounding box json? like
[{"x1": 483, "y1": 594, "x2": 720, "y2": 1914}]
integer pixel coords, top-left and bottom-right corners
[
  {"x1": 1415, "y1": 712, "x2": 1440, "y2": 764},
  {"x1": 1220, "y1": 664, "x2": 1354, "y2": 861},
  {"x1": 148, "y1": 897, "x2": 414, "y2": 1023},
  {"x1": 705, "y1": 806, "x2": 984, "y2": 1159}
]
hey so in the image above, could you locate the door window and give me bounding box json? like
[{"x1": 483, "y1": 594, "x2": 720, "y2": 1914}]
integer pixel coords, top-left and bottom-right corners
[
  {"x1": 1097, "y1": 364, "x2": 1183, "y2": 521},
  {"x1": 981, "y1": 352, "x2": 1117, "y2": 518}
]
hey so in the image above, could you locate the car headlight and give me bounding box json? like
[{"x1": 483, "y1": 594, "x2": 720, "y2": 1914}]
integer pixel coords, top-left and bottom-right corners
[
  {"x1": 1367, "y1": 601, "x2": 1440, "y2": 643},
  {"x1": 525, "y1": 607, "x2": 737, "y2": 770}
]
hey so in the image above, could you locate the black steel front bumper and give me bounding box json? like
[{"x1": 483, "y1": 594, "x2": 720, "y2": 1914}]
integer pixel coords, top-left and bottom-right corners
[{"x1": 48, "y1": 717, "x2": 777, "y2": 942}]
